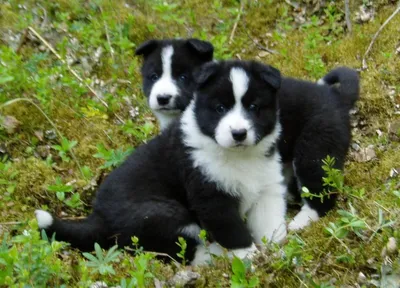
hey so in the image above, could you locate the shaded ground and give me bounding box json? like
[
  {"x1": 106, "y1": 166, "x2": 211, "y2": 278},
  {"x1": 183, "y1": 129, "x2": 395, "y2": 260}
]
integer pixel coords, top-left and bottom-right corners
[{"x1": 0, "y1": 0, "x2": 400, "y2": 287}]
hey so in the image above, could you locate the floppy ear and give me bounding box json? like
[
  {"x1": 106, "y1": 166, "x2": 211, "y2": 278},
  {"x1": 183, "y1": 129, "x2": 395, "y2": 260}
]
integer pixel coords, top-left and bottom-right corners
[
  {"x1": 193, "y1": 61, "x2": 219, "y2": 86},
  {"x1": 186, "y1": 39, "x2": 214, "y2": 60},
  {"x1": 253, "y1": 62, "x2": 281, "y2": 90},
  {"x1": 135, "y1": 40, "x2": 159, "y2": 57}
]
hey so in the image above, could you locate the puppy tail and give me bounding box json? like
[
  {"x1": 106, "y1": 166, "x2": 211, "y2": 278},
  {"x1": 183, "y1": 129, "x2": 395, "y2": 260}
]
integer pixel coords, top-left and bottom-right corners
[
  {"x1": 317, "y1": 67, "x2": 360, "y2": 108},
  {"x1": 35, "y1": 209, "x2": 110, "y2": 251}
]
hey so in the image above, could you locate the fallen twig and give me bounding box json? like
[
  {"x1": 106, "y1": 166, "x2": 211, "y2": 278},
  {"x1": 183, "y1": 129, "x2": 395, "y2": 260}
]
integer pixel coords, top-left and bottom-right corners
[
  {"x1": 124, "y1": 246, "x2": 181, "y2": 267},
  {"x1": 99, "y1": 6, "x2": 115, "y2": 63},
  {"x1": 229, "y1": 0, "x2": 245, "y2": 45},
  {"x1": 27, "y1": 26, "x2": 125, "y2": 124},
  {"x1": 361, "y1": 3, "x2": 400, "y2": 70},
  {"x1": 244, "y1": 28, "x2": 280, "y2": 55},
  {"x1": 344, "y1": 0, "x2": 352, "y2": 34}
]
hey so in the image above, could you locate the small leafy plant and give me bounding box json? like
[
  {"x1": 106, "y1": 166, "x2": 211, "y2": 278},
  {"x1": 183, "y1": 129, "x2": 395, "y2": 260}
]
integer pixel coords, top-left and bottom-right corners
[
  {"x1": 230, "y1": 256, "x2": 259, "y2": 288},
  {"x1": 47, "y1": 177, "x2": 82, "y2": 208},
  {"x1": 93, "y1": 143, "x2": 134, "y2": 170},
  {"x1": 52, "y1": 137, "x2": 78, "y2": 162},
  {"x1": 82, "y1": 243, "x2": 121, "y2": 276},
  {"x1": 176, "y1": 236, "x2": 187, "y2": 265}
]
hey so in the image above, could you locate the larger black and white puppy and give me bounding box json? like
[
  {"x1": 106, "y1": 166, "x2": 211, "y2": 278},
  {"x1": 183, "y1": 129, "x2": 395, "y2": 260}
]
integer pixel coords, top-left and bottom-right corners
[
  {"x1": 280, "y1": 67, "x2": 360, "y2": 230},
  {"x1": 35, "y1": 60, "x2": 287, "y2": 264},
  {"x1": 135, "y1": 38, "x2": 214, "y2": 130}
]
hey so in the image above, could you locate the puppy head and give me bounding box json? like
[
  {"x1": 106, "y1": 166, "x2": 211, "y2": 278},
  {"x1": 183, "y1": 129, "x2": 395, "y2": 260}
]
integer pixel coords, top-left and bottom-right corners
[
  {"x1": 135, "y1": 38, "x2": 214, "y2": 128},
  {"x1": 193, "y1": 60, "x2": 281, "y2": 149}
]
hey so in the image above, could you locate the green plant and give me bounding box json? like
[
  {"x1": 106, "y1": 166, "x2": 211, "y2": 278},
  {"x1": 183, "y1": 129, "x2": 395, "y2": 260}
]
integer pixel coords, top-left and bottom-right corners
[
  {"x1": 82, "y1": 243, "x2": 121, "y2": 276},
  {"x1": 230, "y1": 256, "x2": 259, "y2": 288},
  {"x1": 128, "y1": 253, "x2": 155, "y2": 288},
  {"x1": 93, "y1": 143, "x2": 134, "y2": 169},
  {"x1": 176, "y1": 236, "x2": 187, "y2": 265},
  {"x1": 0, "y1": 220, "x2": 70, "y2": 287},
  {"x1": 121, "y1": 120, "x2": 155, "y2": 143},
  {"x1": 52, "y1": 137, "x2": 78, "y2": 163},
  {"x1": 47, "y1": 176, "x2": 82, "y2": 208}
]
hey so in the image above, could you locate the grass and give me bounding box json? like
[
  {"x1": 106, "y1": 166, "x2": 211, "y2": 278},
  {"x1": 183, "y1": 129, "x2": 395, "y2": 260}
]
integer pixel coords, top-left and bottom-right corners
[{"x1": 1, "y1": 0, "x2": 400, "y2": 287}]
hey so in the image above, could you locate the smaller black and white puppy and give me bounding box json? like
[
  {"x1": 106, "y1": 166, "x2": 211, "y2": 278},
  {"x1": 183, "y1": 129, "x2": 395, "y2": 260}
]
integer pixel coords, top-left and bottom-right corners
[
  {"x1": 135, "y1": 38, "x2": 214, "y2": 130},
  {"x1": 35, "y1": 60, "x2": 287, "y2": 265}
]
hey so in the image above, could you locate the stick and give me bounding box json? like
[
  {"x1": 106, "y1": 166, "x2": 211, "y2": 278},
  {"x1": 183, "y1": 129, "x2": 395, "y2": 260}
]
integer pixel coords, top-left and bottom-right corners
[
  {"x1": 229, "y1": 0, "x2": 245, "y2": 45},
  {"x1": 99, "y1": 6, "x2": 115, "y2": 63},
  {"x1": 344, "y1": 0, "x2": 352, "y2": 34},
  {"x1": 26, "y1": 26, "x2": 125, "y2": 124},
  {"x1": 244, "y1": 28, "x2": 280, "y2": 55},
  {"x1": 361, "y1": 3, "x2": 400, "y2": 70},
  {"x1": 0, "y1": 221, "x2": 22, "y2": 225}
]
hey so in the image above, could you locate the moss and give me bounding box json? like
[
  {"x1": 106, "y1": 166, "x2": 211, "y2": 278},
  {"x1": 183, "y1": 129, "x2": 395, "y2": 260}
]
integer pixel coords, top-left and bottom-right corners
[{"x1": 1, "y1": 0, "x2": 400, "y2": 287}]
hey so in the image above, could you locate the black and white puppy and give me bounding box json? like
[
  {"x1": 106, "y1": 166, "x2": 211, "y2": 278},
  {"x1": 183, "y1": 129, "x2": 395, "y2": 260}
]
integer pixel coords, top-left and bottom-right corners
[
  {"x1": 35, "y1": 60, "x2": 287, "y2": 264},
  {"x1": 135, "y1": 38, "x2": 214, "y2": 130},
  {"x1": 280, "y1": 67, "x2": 360, "y2": 230}
]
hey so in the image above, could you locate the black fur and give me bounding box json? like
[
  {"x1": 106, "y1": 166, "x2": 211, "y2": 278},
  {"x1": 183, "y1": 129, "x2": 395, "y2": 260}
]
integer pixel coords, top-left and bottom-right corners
[
  {"x1": 136, "y1": 38, "x2": 214, "y2": 112},
  {"x1": 278, "y1": 67, "x2": 360, "y2": 216},
  {"x1": 36, "y1": 60, "x2": 282, "y2": 262}
]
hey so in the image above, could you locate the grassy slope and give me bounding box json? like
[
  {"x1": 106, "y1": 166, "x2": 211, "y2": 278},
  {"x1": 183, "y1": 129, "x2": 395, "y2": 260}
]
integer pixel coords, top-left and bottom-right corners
[{"x1": 0, "y1": 0, "x2": 399, "y2": 287}]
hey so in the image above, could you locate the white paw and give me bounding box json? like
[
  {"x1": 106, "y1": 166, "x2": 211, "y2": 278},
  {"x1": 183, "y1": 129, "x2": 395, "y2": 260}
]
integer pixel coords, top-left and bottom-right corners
[
  {"x1": 288, "y1": 204, "x2": 319, "y2": 231},
  {"x1": 270, "y1": 222, "x2": 287, "y2": 244},
  {"x1": 230, "y1": 243, "x2": 258, "y2": 260},
  {"x1": 191, "y1": 242, "x2": 224, "y2": 266},
  {"x1": 317, "y1": 78, "x2": 326, "y2": 85},
  {"x1": 35, "y1": 210, "x2": 53, "y2": 229}
]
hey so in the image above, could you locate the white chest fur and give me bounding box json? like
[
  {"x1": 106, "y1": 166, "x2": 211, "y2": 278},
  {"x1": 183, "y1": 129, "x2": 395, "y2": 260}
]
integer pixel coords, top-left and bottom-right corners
[{"x1": 191, "y1": 147, "x2": 284, "y2": 216}]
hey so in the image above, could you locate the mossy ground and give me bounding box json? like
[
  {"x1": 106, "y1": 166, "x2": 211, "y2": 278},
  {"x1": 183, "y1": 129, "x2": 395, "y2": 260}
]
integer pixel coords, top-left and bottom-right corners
[{"x1": 1, "y1": 0, "x2": 400, "y2": 287}]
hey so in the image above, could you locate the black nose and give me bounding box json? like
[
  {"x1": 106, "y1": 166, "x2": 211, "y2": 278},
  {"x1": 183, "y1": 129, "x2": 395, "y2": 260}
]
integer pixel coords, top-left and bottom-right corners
[
  {"x1": 231, "y1": 129, "x2": 247, "y2": 142},
  {"x1": 157, "y1": 95, "x2": 172, "y2": 105}
]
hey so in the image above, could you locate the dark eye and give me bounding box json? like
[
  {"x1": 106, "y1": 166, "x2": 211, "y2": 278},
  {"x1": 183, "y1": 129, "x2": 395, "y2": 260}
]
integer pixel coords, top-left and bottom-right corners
[
  {"x1": 178, "y1": 74, "x2": 188, "y2": 82},
  {"x1": 150, "y1": 73, "x2": 159, "y2": 82},
  {"x1": 249, "y1": 104, "x2": 259, "y2": 112},
  {"x1": 215, "y1": 104, "x2": 227, "y2": 114}
]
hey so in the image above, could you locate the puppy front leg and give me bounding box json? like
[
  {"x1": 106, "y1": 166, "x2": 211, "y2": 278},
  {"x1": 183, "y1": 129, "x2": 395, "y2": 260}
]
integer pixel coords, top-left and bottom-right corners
[
  {"x1": 247, "y1": 182, "x2": 287, "y2": 244},
  {"x1": 187, "y1": 183, "x2": 257, "y2": 264}
]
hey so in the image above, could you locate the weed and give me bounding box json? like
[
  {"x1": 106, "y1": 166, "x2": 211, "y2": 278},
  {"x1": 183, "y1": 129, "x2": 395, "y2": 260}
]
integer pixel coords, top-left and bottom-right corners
[
  {"x1": 47, "y1": 176, "x2": 82, "y2": 208},
  {"x1": 93, "y1": 143, "x2": 134, "y2": 170},
  {"x1": 230, "y1": 256, "x2": 259, "y2": 288},
  {"x1": 82, "y1": 243, "x2": 121, "y2": 276},
  {"x1": 176, "y1": 236, "x2": 187, "y2": 265},
  {"x1": 52, "y1": 137, "x2": 78, "y2": 163}
]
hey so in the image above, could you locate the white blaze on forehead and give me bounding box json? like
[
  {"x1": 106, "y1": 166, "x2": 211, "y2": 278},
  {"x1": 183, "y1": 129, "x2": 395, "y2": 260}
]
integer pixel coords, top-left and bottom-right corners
[
  {"x1": 230, "y1": 67, "x2": 250, "y2": 102},
  {"x1": 214, "y1": 67, "x2": 254, "y2": 148},
  {"x1": 161, "y1": 45, "x2": 174, "y2": 76},
  {"x1": 148, "y1": 45, "x2": 179, "y2": 114}
]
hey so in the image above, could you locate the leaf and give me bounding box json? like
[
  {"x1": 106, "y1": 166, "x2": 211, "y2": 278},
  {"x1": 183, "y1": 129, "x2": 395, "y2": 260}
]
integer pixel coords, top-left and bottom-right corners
[
  {"x1": 82, "y1": 252, "x2": 99, "y2": 263},
  {"x1": 232, "y1": 256, "x2": 245, "y2": 277},
  {"x1": 56, "y1": 192, "x2": 65, "y2": 201},
  {"x1": 94, "y1": 243, "x2": 104, "y2": 262}
]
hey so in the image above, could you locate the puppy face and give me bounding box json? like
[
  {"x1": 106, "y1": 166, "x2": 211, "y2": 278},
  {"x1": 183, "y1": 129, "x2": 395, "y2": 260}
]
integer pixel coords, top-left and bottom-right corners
[
  {"x1": 193, "y1": 61, "x2": 281, "y2": 149},
  {"x1": 135, "y1": 39, "x2": 214, "y2": 129}
]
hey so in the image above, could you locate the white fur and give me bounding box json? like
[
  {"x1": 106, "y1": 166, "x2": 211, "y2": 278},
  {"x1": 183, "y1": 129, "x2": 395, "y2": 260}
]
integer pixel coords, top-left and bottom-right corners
[
  {"x1": 35, "y1": 210, "x2": 53, "y2": 229},
  {"x1": 191, "y1": 242, "x2": 225, "y2": 265},
  {"x1": 288, "y1": 203, "x2": 320, "y2": 231},
  {"x1": 214, "y1": 104, "x2": 256, "y2": 148},
  {"x1": 317, "y1": 78, "x2": 326, "y2": 86},
  {"x1": 179, "y1": 223, "x2": 201, "y2": 240},
  {"x1": 149, "y1": 46, "x2": 180, "y2": 126},
  {"x1": 230, "y1": 68, "x2": 249, "y2": 101},
  {"x1": 214, "y1": 68, "x2": 256, "y2": 148},
  {"x1": 191, "y1": 242, "x2": 258, "y2": 266},
  {"x1": 181, "y1": 101, "x2": 286, "y2": 243},
  {"x1": 153, "y1": 110, "x2": 180, "y2": 130}
]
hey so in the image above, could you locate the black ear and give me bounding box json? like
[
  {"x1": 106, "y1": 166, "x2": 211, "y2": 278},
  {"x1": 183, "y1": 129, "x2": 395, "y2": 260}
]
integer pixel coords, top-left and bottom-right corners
[
  {"x1": 135, "y1": 40, "x2": 159, "y2": 57},
  {"x1": 186, "y1": 39, "x2": 214, "y2": 60},
  {"x1": 253, "y1": 62, "x2": 281, "y2": 90},
  {"x1": 193, "y1": 61, "x2": 219, "y2": 86}
]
